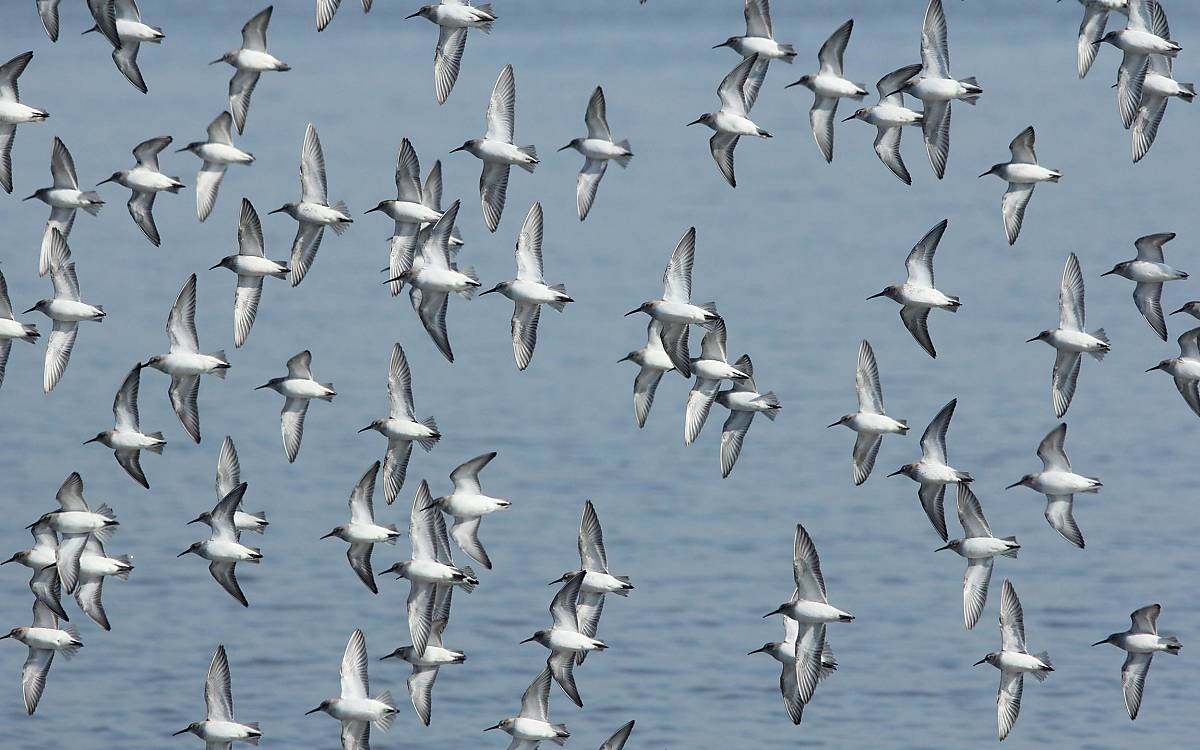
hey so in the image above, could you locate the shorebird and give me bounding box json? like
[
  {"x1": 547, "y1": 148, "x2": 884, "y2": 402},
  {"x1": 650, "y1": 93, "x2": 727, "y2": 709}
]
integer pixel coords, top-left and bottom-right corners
[
  {"x1": 359, "y1": 343, "x2": 440, "y2": 504},
  {"x1": 974, "y1": 580, "x2": 1053, "y2": 741},
  {"x1": 84, "y1": 363, "x2": 165, "y2": 489},
  {"x1": 1102, "y1": 232, "x2": 1187, "y2": 341},
  {"x1": 321, "y1": 462, "x2": 400, "y2": 594},
  {"x1": 1, "y1": 522, "x2": 68, "y2": 621},
  {"x1": 688, "y1": 53, "x2": 771, "y2": 188},
  {"x1": 210, "y1": 199, "x2": 289, "y2": 348},
  {"x1": 24, "y1": 229, "x2": 106, "y2": 393},
  {"x1": 559, "y1": 87, "x2": 633, "y2": 221},
  {"x1": 385, "y1": 159, "x2": 464, "y2": 295},
  {"x1": 365, "y1": 139, "x2": 443, "y2": 297},
  {"x1": 211, "y1": 6, "x2": 291, "y2": 135},
  {"x1": 1146, "y1": 327, "x2": 1200, "y2": 417},
  {"x1": 451, "y1": 64, "x2": 538, "y2": 232},
  {"x1": 1098, "y1": 0, "x2": 1180, "y2": 129},
  {"x1": 893, "y1": 0, "x2": 982, "y2": 179},
  {"x1": 1092, "y1": 604, "x2": 1182, "y2": 720},
  {"x1": 979, "y1": 126, "x2": 1060, "y2": 245},
  {"x1": 72, "y1": 535, "x2": 133, "y2": 631},
  {"x1": 888, "y1": 398, "x2": 972, "y2": 541},
  {"x1": 625, "y1": 227, "x2": 722, "y2": 378},
  {"x1": 842, "y1": 63, "x2": 924, "y2": 185},
  {"x1": 178, "y1": 483, "x2": 261, "y2": 607},
  {"x1": 425, "y1": 452, "x2": 509, "y2": 570},
  {"x1": 24, "y1": 137, "x2": 104, "y2": 276},
  {"x1": 1, "y1": 600, "x2": 81, "y2": 715},
  {"x1": 785, "y1": 19, "x2": 867, "y2": 163},
  {"x1": 177, "y1": 111, "x2": 254, "y2": 222},
  {"x1": 483, "y1": 667, "x2": 570, "y2": 747},
  {"x1": 1131, "y1": 48, "x2": 1194, "y2": 162},
  {"x1": 764, "y1": 524, "x2": 854, "y2": 705},
  {"x1": 684, "y1": 319, "x2": 749, "y2": 446},
  {"x1": 379, "y1": 594, "x2": 465, "y2": 726},
  {"x1": 406, "y1": 2, "x2": 497, "y2": 104},
  {"x1": 0, "y1": 268, "x2": 40, "y2": 392},
  {"x1": 867, "y1": 219, "x2": 960, "y2": 358},
  {"x1": 715, "y1": 354, "x2": 780, "y2": 477},
  {"x1": 713, "y1": 1, "x2": 796, "y2": 81},
  {"x1": 99, "y1": 135, "x2": 184, "y2": 247},
  {"x1": 85, "y1": 0, "x2": 164, "y2": 94},
  {"x1": 1007, "y1": 422, "x2": 1102, "y2": 548},
  {"x1": 270, "y1": 123, "x2": 352, "y2": 287},
  {"x1": 172, "y1": 645, "x2": 262, "y2": 747},
  {"x1": 829, "y1": 340, "x2": 908, "y2": 486},
  {"x1": 548, "y1": 500, "x2": 633, "y2": 644},
  {"x1": 748, "y1": 617, "x2": 837, "y2": 724},
  {"x1": 255, "y1": 351, "x2": 335, "y2": 463},
  {"x1": 481, "y1": 202, "x2": 573, "y2": 370},
  {"x1": 30, "y1": 472, "x2": 118, "y2": 596},
  {"x1": 142, "y1": 274, "x2": 230, "y2": 444},
  {"x1": 1071, "y1": 0, "x2": 1130, "y2": 79},
  {"x1": 935, "y1": 484, "x2": 1019, "y2": 629},
  {"x1": 306, "y1": 629, "x2": 398, "y2": 749},
  {"x1": 1027, "y1": 253, "x2": 1109, "y2": 417},
  {"x1": 381, "y1": 481, "x2": 478, "y2": 658},
  {"x1": 0, "y1": 51, "x2": 49, "y2": 194},
  {"x1": 188, "y1": 436, "x2": 269, "y2": 535},
  {"x1": 522, "y1": 574, "x2": 607, "y2": 707},
  {"x1": 619, "y1": 319, "x2": 675, "y2": 428}
]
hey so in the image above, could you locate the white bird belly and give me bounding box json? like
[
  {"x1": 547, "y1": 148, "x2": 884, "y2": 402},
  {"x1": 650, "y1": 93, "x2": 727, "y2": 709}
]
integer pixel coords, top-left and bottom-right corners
[
  {"x1": 733, "y1": 37, "x2": 789, "y2": 59},
  {"x1": 511, "y1": 718, "x2": 560, "y2": 741},
  {"x1": 581, "y1": 571, "x2": 628, "y2": 594},
  {"x1": 900, "y1": 285, "x2": 956, "y2": 308},
  {"x1": 0, "y1": 101, "x2": 45, "y2": 124},
  {"x1": 406, "y1": 559, "x2": 461, "y2": 584},
  {"x1": 1123, "y1": 633, "x2": 1166, "y2": 654},
  {"x1": 79, "y1": 553, "x2": 127, "y2": 577},
  {"x1": 196, "y1": 143, "x2": 253, "y2": 165},
  {"x1": 866, "y1": 104, "x2": 921, "y2": 128},
  {"x1": 433, "y1": 5, "x2": 493, "y2": 28},
  {"x1": 50, "y1": 511, "x2": 110, "y2": 534},
  {"x1": 229, "y1": 256, "x2": 285, "y2": 277},
  {"x1": 115, "y1": 19, "x2": 161, "y2": 43},
  {"x1": 1113, "y1": 30, "x2": 1178, "y2": 56},
  {"x1": 385, "y1": 201, "x2": 441, "y2": 224},
  {"x1": 1143, "y1": 73, "x2": 1184, "y2": 98},
  {"x1": 785, "y1": 599, "x2": 850, "y2": 624},
  {"x1": 330, "y1": 698, "x2": 391, "y2": 722},
  {"x1": 414, "y1": 267, "x2": 476, "y2": 293},
  {"x1": 547, "y1": 629, "x2": 601, "y2": 653},
  {"x1": 578, "y1": 139, "x2": 627, "y2": 160},
  {"x1": 850, "y1": 412, "x2": 905, "y2": 435},
  {"x1": 1002, "y1": 163, "x2": 1058, "y2": 184},
  {"x1": 380, "y1": 418, "x2": 435, "y2": 442},
  {"x1": 125, "y1": 168, "x2": 178, "y2": 193},
  {"x1": 42, "y1": 188, "x2": 90, "y2": 208},
  {"x1": 958, "y1": 537, "x2": 1013, "y2": 559},
  {"x1": 1049, "y1": 329, "x2": 1106, "y2": 352},
  {"x1": 713, "y1": 111, "x2": 764, "y2": 136},
  {"x1": 913, "y1": 461, "x2": 962, "y2": 485},
  {"x1": 296, "y1": 202, "x2": 348, "y2": 225},
  {"x1": 998, "y1": 650, "x2": 1047, "y2": 672},
  {"x1": 508, "y1": 280, "x2": 561, "y2": 305},
  {"x1": 108, "y1": 430, "x2": 159, "y2": 450},
  {"x1": 0, "y1": 319, "x2": 32, "y2": 339},
  {"x1": 477, "y1": 139, "x2": 534, "y2": 166},
  {"x1": 907, "y1": 77, "x2": 971, "y2": 102},
  {"x1": 442, "y1": 493, "x2": 506, "y2": 518},
  {"x1": 45, "y1": 300, "x2": 103, "y2": 322},
  {"x1": 21, "y1": 628, "x2": 74, "y2": 650},
  {"x1": 720, "y1": 390, "x2": 772, "y2": 412},
  {"x1": 651, "y1": 301, "x2": 710, "y2": 325},
  {"x1": 813, "y1": 74, "x2": 864, "y2": 99},
  {"x1": 198, "y1": 721, "x2": 259, "y2": 742},
  {"x1": 345, "y1": 523, "x2": 396, "y2": 544},
  {"x1": 1126, "y1": 261, "x2": 1185, "y2": 282},
  {"x1": 278, "y1": 378, "x2": 331, "y2": 399},
  {"x1": 234, "y1": 50, "x2": 285, "y2": 72},
  {"x1": 158, "y1": 351, "x2": 227, "y2": 375},
  {"x1": 1035, "y1": 471, "x2": 1097, "y2": 495}
]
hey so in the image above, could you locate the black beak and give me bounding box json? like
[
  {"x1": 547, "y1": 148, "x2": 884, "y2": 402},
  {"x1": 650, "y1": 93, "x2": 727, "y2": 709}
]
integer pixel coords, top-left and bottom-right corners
[
  {"x1": 623, "y1": 308, "x2": 642, "y2": 317},
  {"x1": 186, "y1": 516, "x2": 204, "y2": 525},
  {"x1": 1090, "y1": 639, "x2": 1107, "y2": 647},
  {"x1": 479, "y1": 285, "x2": 501, "y2": 296},
  {"x1": 841, "y1": 114, "x2": 857, "y2": 122},
  {"x1": 762, "y1": 605, "x2": 785, "y2": 618},
  {"x1": 357, "y1": 425, "x2": 374, "y2": 433},
  {"x1": 826, "y1": 420, "x2": 841, "y2": 428},
  {"x1": 934, "y1": 543, "x2": 953, "y2": 552},
  {"x1": 1169, "y1": 307, "x2": 1187, "y2": 315},
  {"x1": 1101, "y1": 269, "x2": 1116, "y2": 276},
  {"x1": 0, "y1": 633, "x2": 10, "y2": 640},
  {"x1": 519, "y1": 636, "x2": 536, "y2": 644},
  {"x1": 364, "y1": 205, "x2": 382, "y2": 214},
  {"x1": 977, "y1": 171, "x2": 991, "y2": 178},
  {"x1": 97, "y1": 176, "x2": 115, "y2": 186},
  {"x1": 177, "y1": 549, "x2": 191, "y2": 557},
  {"x1": 405, "y1": 11, "x2": 422, "y2": 19},
  {"x1": 208, "y1": 262, "x2": 223, "y2": 270},
  {"x1": 686, "y1": 117, "x2": 704, "y2": 126},
  {"x1": 973, "y1": 657, "x2": 988, "y2": 666},
  {"x1": 21, "y1": 306, "x2": 37, "y2": 314},
  {"x1": 866, "y1": 291, "x2": 888, "y2": 300},
  {"x1": 83, "y1": 437, "x2": 99, "y2": 445},
  {"x1": 253, "y1": 383, "x2": 271, "y2": 390},
  {"x1": 21, "y1": 193, "x2": 37, "y2": 201},
  {"x1": 1004, "y1": 481, "x2": 1022, "y2": 490},
  {"x1": 175, "y1": 146, "x2": 189, "y2": 153},
  {"x1": 617, "y1": 354, "x2": 633, "y2": 363},
  {"x1": 319, "y1": 531, "x2": 337, "y2": 540},
  {"x1": 557, "y1": 144, "x2": 573, "y2": 152},
  {"x1": 379, "y1": 651, "x2": 397, "y2": 660},
  {"x1": 0, "y1": 555, "x2": 18, "y2": 565},
  {"x1": 171, "y1": 728, "x2": 191, "y2": 737},
  {"x1": 208, "y1": 57, "x2": 225, "y2": 65},
  {"x1": 304, "y1": 707, "x2": 322, "y2": 715},
  {"x1": 1145, "y1": 365, "x2": 1162, "y2": 373},
  {"x1": 886, "y1": 468, "x2": 903, "y2": 477},
  {"x1": 747, "y1": 645, "x2": 768, "y2": 655},
  {"x1": 449, "y1": 146, "x2": 466, "y2": 154},
  {"x1": 267, "y1": 207, "x2": 287, "y2": 215},
  {"x1": 784, "y1": 80, "x2": 803, "y2": 89},
  {"x1": 483, "y1": 724, "x2": 501, "y2": 732}
]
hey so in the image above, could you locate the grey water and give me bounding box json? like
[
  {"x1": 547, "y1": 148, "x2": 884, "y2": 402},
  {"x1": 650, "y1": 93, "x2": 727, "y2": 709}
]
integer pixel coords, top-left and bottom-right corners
[{"x1": 0, "y1": 1, "x2": 1196, "y2": 747}]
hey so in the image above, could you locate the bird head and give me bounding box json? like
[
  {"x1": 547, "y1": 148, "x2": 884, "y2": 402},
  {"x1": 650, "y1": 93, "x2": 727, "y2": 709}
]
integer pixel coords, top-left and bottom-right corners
[
  {"x1": 1005, "y1": 475, "x2": 1034, "y2": 490},
  {"x1": 887, "y1": 463, "x2": 916, "y2": 478},
  {"x1": 841, "y1": 108, "x2": 868, "y2": 123},
  {"x1": 1024, "y1": 330, "x2": 1052, "y2": 343}
]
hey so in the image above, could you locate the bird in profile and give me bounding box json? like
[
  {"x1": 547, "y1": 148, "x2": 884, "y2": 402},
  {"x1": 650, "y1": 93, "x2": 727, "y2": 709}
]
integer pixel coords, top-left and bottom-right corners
[
  {"x1": 713, "y1": 1, "x2": 796, "y2": 78},
  {"x1": 785, "y1": 19, "x2": 867, "y2": 164},
  {"x1": 178, "y1": 483, "x2": 261, "y2": 607},
  {"x1": 715, "y1": 354, "x2": 780, "y2": 478},
  {"x1": 1070, "y1": 0, "x2": 1129, "y2": 79},
  {"x1": 684, "y1": 319, "x2": 750, "y2": 446},
  {"x1": 888, "y1": 398, "x2": 971, "y2": 541},
  {"x1": 866, "y1": 218, "x2": 960, "y2": 358},
  {"x1": 1, "y1": 522, "x2": 67, "y2": 621},
  {"x1": 358, "y1": 343, "x2": 440, "y2": 504},
  {"x1": 625, "y1": 227, "x2": 722, "y2": 379},
  {"x1": 365, "y1": 139, "x2": 444, "y2": 297},
  {"x1": 306, "y1": 629, "x2": 398, "y2": 750},
  {"x1": 406, "y1": 2, "x2": 497, "y2": 104},
  {"x1": 1102, "y1": 232, "x2": 1186, "y2": 341},
  {"x1": 1007, "y1": 422, "x2": 1102, "y2": 549},
  {"x1": 619, "y1": 319, "x2": 675, "y2": 428},
  {"x1": 188, "y1": 436, "x2": 269, "y2": 536},
  {"x1": 935, "y1": 484, "x2": 1019, "y2": 630},
  {"x1": 424, "y1": 452, "x2": 510, "y2": 570},
  {"x1": 1098, "y1": 0, "x2": 1180, "y2": 129},
  {"x1": 748, "y1": 616, "x2": 837, "y2": 724},
  {"x1": 209, "y1": 199, "x2": 289, "y2": 348},
  {"x1": 142, "y1": 274, "x2": 231, "y2": 444},
  {"x1": 0, "y1": 600, "x2": 81, "y2": 715},
  {"x1": 98, "y1": 135, "x2": 184, "y2": 247},
  {"x1": 86, "y1": 0, "x2": 165, "y2": 94},
  {"x1": 522, "y1": 574, "x2": 608, "y2": 707},
  {"x1": 0, "y1": 268, "x2": 40, "y2": 392},
  {"x1": 979, "y1": 126, "x2": 1060, "y2": 245},
  {"x1": 24, "y1": 137, "x2": 104, "y2": 277},
  {"x1": 211, "y1": 6, "x2": 291, "y2": 135},
  {"x1": 177, "y1": 111, "x2": 254, "y2": 222},
  {"x1": 379, "y1": 590, "x2": 465, "y2": 726},
  {"x1": 270, "y1": 123, "x2": 352, "y2": 287},
  {"x1": 84, "y1": 363, "x2": 165, "y2": 489},
  {"x1": 71, "y1": 535, "x2": 133, "y2": 632},
  {"x1": 1027, "y1": 252, "x2": 1109, "y2": 417},
  {"x1": 974, "y1": 580, "x2": 1052, "y2": 741},
  {"x1": 842, "y1": 63, "x2": 924, "y2": 185},
  {"x1": 688, "y1": 53, "x2": 771, "y2": 188},
  {"x1": 172, "y1": 645, "x2": 262, "y2": 747},
  {"x1": 1131, "y1": 46, "x2": 1194, "y2": 163},
  {"x1": 481, "y1": 202, "x2": 573, "y2": 370},
  {"x1": 1092, "y1": 604, "x2": 1182, "y2": 720},
  {"x1": 0, "y1": 51, "x2": 50, "y2": 194},
  {"x1": 255, "y1": 350, "x2": 336, "y2": 463},
  {"x1": 764, "y1": 524, "x2": 854, "y2": 708},
  {"x1": 829, "y1": 340, "x2": 908, "y2": 486},
  {"x1": 29, "y1": 472, "x2": 119, "y2": 596},
  {"x1": 558, "y1": 87, "x2": 633, "y2": 221},
  {"x1": 451, "y1": 64, "x2": 538, "y2": 232},
  {"x1": 482, "y1": 667, "x2": 570, "y2": 748},
  {"x1": 321, "y1": 462, "x2": 400, "y2": 594},
  {"x1": 23, "y1": 229, "x2": 106, "y2": 393},
  {"x1": 894, "y1": 0, "x2": 982, "y2": 179},
  {"x1": 548, "y1": 501, "x2": 633, "y2": 646},
  {"x1": 1146, "y1": 327, "x2": 1200, "y2": 417}
]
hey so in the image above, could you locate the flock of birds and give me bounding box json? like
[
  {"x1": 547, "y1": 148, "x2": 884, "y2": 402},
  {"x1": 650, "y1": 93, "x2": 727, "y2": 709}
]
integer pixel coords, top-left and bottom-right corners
[{"x1": 0, "y1": 0, "x2": 1192, "y2": 746}]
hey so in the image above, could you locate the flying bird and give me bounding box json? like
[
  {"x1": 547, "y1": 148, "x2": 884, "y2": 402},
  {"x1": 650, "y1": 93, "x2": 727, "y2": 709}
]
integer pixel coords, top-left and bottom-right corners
[
  {"x1": 888, "y1": 398, "x2": 972, "y2": 541},
  {"x1": 548, "y1": 500, "x2": 633, "y2": 646},
  {"x1": 1131, "y1": 47, "x2": 1194, "y2": 162},
  {"x1": 0, "y1": 268, "x2": 40, "y2": 392},
  {"x1": 974, "y1": 580, "x2": 1053, "y2": 741},
  {"x1": 866, "y1": 218, "x2": 960, "y2": 358},
  {"x1": 935, "y1": 484, "x2": 1019, "y2": 630},
  {"x1": 379, "y1": 594, "x2": 465, "y2": 726},
  {"x1": 320, "y1": 462, "x2": 400, "y2": 595},
  {"x1": 86, "y1": 0, "x2": 165, "y2": 94},
  {"x1": 24, "y1": 137, "x2": 104, "y2": 276},
  {"x1": 785, "y1": 19, "x2": 867, "y2": 163},
  {"x1": 715, "y1": 354, "x2": 781, "y2": 478},
  {"x1": 748, "y1": 616, "x2": 837, "y2": 724},
  {"x1": 558, "y1": 87, "x2": 633, "y2": 221},
  {"x1": 178, "y1": 483, "x2": 262, "y2": 607},
  {"x1": 177, "y1": 111, "x2": 254, "y2": 222},
  {"x1": 98, "y1": 135, "x2": 184, "y2": 247},
  {"x1": 406, "y1": 1, "x2": 497, "y2": 104},
  {"x1": 842, "y1": 64, "x2": 924, "y2": 185},
  {"x1": 0, "y1": 600, "x2": 81, "y2": 715},
  {"x1": 619, "y1": 319, "x2": 675, "y2": 428},
  {"x1": 521, "y1": 574, "x2": 608, "y2": 707},
  {"x1": 1098, "y1": 0, "x2": 1180, "y2": 129},
  {"x1": 209, "y1": 199, "x2": 290, "y2": 348},
  {"x1": 255, "y1": 350, "x2": 336, "y2": 463},
  {"x1": 1006, "y1": 422, "x2": 1102, "y2": 549},
  {"x1": 84, "y1": 363, "x2": 165, "y2": 489},
  {"x1": 688, "y1": 54, "x2": 771, "y2": 188},
  {"x1": 424, "y1": 452, "x2": 510, "y2": 570},
  {"x1": 828, "y1": 340, "x2": 908, "y2": 485},
  {"x1": 482, "y1": 667, "x2": 570, "y2": 747},
  {"x1": 713, "y1": 1, "x2": 796, "y2": 82},
  {"x1": 358, "y1": 343, "x2": 440, "y2": 504},
  {"x1": 211, "y1": 6, "x2": 291, "y2": 135},
  {"x1": 0, "y1": 51, "x2": 50, "y2": 194},
  {"x1": 1092, "y1": 604, "x2": 1182, "y2": 720},
  {"x1": 172, "y1": 645, "x2": 262, "y2": 747},
  {"x1": 365, "y1": 139, "x2": 444, "y2": 297},
  {"x1": 684, "y1": 319, "x2": 750, "y2": 446},
  {"x1": 979, "y1": 126, "x2": 1060, "y2": 245},
  {"x1": 1145, "y1": 327, "x2": 1200, "y2": 417},
  {"x1": 30, "y1": 472, "x2": 118, "y2": 596},
  {"x1": 1102, "y1": 232, "x2": 1187, "y2": 341},
  {"x1": 188, "y1": 436, "x2": 269, "y2": 536},
  {"x1": 316, "y1": 0, "x2": 372, "y2": 32},
  {"x1": 305, "y1": 629, "x2": 399, "y2": 750},
  {"x1": 1071, "y1": 0, "x2": 1129, "y2": 79}
]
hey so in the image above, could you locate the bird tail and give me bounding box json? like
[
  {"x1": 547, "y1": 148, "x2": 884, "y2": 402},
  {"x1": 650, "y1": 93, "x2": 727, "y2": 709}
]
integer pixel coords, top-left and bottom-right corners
[
  {"x1": 113, "y1": 554, "x2": 134, "y2": 578},
  {"x1": 458, "y1": 266, "x2": 479, "y2": 298},
  {"x1": 458, "y1": 566, "x2": 479, "y2": 591},
  {"x1": 146, "y1": 433, "x2": 166, "y2": 454},
  {"x1": 22, "y1": 324, "x2": 39, "y2": 341},
  {"x1": 330, "y1": 202, "x2": 351, "y2": 234},
  {"x1": 241, "y1": 723, "x2": 261, "y2": 744},
  {"x1": 384, "y1": 523, "x2": 399, "y2": 542},
  {"x1": 551, "y1": 724, "x2": 570, "y2": 744},
  {"x1": 1048, "y1": 171, "x2": 1062, "y2": 183},
  {"x1": 897, "y1": 419, "x2": 909, "y2": 434},
  {"x1": 517, "y1": 145, "x2": 539, "y2": 172},
  {"x1": 1162, "y1": 635, "x2": 1182, "y2": 653},
  {"x1": 547, "y1": 283, "x2": 572, "y2": 311},
  {"x1": 698, "y1": 302, "x2": 721, "y2": 328},
  {"x1": 778, "y1": 43, "x2": 797, "y2": 60},
  {"x1": 1032, "y1": 651, "x2": 1052, "y2": 680},
  {"x1": 418, "y1": 418, "x2": 440, "y2": 452},
  {"x1": 318, "y1": 384, "x2": 336, "y2": 402},
  {"x1": 60, "y1": 625, "x2": 82, "y2": 658},
  {"x1": 210, "y1": 350, "x2": 229, "y2": 377},
  {"x1": 946, "y1": 295, "x2": 962, "y2": 310},
  {"x1": 614, "y1": 141, "x2": 633, "y2": 168},
  {"x1": 166, "y1": 179, "x2": 184, "y2": 193},
  {"x1": 956, "y1": 471, "x2": 973, "y2": 483},
  {"x1": 1177, "y1": 82, "x2": 1196, "y2": 102},
  {"x1": 247, "y1": 511, "x2": 268, "y2": 531},
  {"x1": 1088, "y1": 329, "x2": 1109, "y2": 360},
  {"x1": 1000, "y1": 536, "x2": 1020, "y2": 559},
  {"x1": 80, "y1": 193, "x2": 104, "y2": 215},
  {"x1": 758, "y1": 392, "x2": 781, "y2": 419},
  {"x1": 373, "y1": 692, "x2": 396, "y2": 729},
  {"x1": 851, "y1": 85, "x2": 868, "y2": 101},
  {"x1": 475, "y1": 4, "x2": 496, "y2": 33}
]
